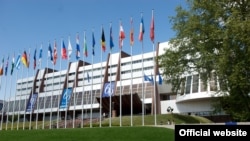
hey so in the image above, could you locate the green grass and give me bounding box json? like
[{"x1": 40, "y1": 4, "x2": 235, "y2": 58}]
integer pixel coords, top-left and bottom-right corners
[
  {"x1": 0, "y1": 127, "x2": 174, "y2": 141},
  {"x1": 0, "y1": 114, "x2": 212, "y2": 141}
]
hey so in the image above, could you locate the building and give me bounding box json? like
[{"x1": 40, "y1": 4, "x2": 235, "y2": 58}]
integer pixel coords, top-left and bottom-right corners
[{"x1": 0, "y1": 41, "x2": 223, "y2": 126}]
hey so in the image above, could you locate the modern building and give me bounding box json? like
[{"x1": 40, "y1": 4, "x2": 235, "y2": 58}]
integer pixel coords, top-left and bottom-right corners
[{"x1": 0, "y1": 41, "x2": 223, "y2": 125}]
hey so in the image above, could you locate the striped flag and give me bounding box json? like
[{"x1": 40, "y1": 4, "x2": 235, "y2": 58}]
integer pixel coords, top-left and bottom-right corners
[
  {"x1": 130, "y1": 17, "x2": 134, "y2": 46},
  {"x1": 61, "y1": 39, "x2": 67, "y2": 59},
  {"x1": 109, "y1": 23, "x2": 114, "y2": 50},
  {"x1": 138, "y1": 14, "x2": 145, "y2": 42},
  {"x1": 0, "y1": 57, "x2": 3, "y2": 75},
  {"x1": 38, "y1": 44, "x2": 42, "y2": 66},
  {"x1": 33, "y1": 48, "x2": 37, "y2": 70},
  {"x1": 67, "y1": 37, "x2": 73, "y2": 59},
  {"x1": 150, "y1": 10, "x2": 155, "y2": 43},
  {"x1": 15, "y1": 54, "x2": 21, "y2": 70},
  {"x1": 84, "y1": 32, "x2": 88, "y2": 57},
  {"x1": 21, "y1": 50, "x2": 28, "y2": 68},
  {"x1": 48, "y1": 42, "x2": 53, "y2": 63},
  {"x1": 92, "y1": 31, "x2": 95, "y2": 56},
  {"x1": 4, "y1": 55, "x2": 9, "y2": 76},
  {"x1": 76, "y1": 33, "x2": 81, "y2": 59},
  {"x1": 101, "y1": 26, "x2": 106, "y2": 52},
  {"x1": 53, "y1": 40, "x2": 58, "y2": 65},
  {"x1": 119, "y1": 21, "x2": 125, "y2": 48},
  {"x1": 11, "y1": 54, "x2": 15, "y2": 75}
]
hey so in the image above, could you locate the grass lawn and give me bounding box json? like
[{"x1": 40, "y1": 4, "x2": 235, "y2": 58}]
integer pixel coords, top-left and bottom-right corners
[
  {"x1": 0, "y1": 126, "x2": 174, "y2": 141},
  {"x1": 0, "y1": 114, "x2": 212, "y2": 141}
]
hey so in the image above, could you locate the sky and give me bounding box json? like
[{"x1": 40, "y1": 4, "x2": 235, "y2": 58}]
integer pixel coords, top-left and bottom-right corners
[{"x1": 0, "y1": 0, "x2": 187, "y2": 100}]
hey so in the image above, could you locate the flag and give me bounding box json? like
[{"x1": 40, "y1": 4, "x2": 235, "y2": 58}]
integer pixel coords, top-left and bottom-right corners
[
  {"x1": 109, "y1": 23, "x2": 114, "y2": 50},
  {"x1": 87, "y1": 72, "x2": 90, "y2": 83},
  {"x1": 11, "y1": 54, "x2": 15, "y2": 75},
  {"x1": 119, "y1": 21, "x2": 125, "y2": 48},
  {"x1": 84, "y1": 32, "x2": 88, "y2": 57},
  {"x1": 138, "y1": 14, "x2": 145, "y2": 42},
  {"x1": 158, "y1": 73, "x2": 163, "y2": 85},
  {"x1": 130, "y1": 17, "x2": 134, "y2": 46},
  {"x1": 68, "y1": 37, "x2": 73, "y2": 59},
  {"x1": 21, "y1": 50, "x2": 28, "y2": 68},
  {"x1": 76, "y1": 33, "x2": 81, "y2": 59},
  {"x1": 27, "y1": 49, "x2": 30, "y2": 68},
  {"x1": 5, "y1": 55, "x2": 9, "y2": 76},
  {"x1": 0, "y1": 57, "x2": 4, "y2": 75},
  {"x1": 61, "y1": 39, "x2": 67, "y2": 59},
  {"x1": 33, "y1": 48, "x2": 37, "y2": 70},
  {"x1": 144, "y1": 73, "x2": 153, "y2": 84},
  {"x1": 15, "y1": 54, "x2": 21, "y2": 70},
  {"x1": 53, "y1": 40, "x2": 58, "y2": 65},
  {"x1": 48, "y1": 42, "x2": 53, "y2": 63},
  {"x1": 150, "y1": 10, "x2": 155, "y2": 43},
  {"x1": 92, "y1": 31, "x2": 95, "y2": 56},
  {"x1": 101, "y1": 26, "x2": 106, "y2": 52},
  {"x1": 38, "y1": 44, "x2": 42, "y2": 66}
]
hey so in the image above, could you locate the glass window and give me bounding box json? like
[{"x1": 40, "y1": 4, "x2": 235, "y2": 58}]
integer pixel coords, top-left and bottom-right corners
[
  {"x1": 185, "y1": 76, "x2": 192, "y2": 94},
  {"x1": 192, "y1": 75, "x2": 199, "y2": 93}
]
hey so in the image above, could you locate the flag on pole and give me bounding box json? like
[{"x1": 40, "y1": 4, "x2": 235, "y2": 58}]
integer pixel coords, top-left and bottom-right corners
[
  {"x1": 84, "y1": 32, "x2": 88, "y2": 57},
  {"x1": 76, "y1": 33, "x2": 81, "y2": 59},
  {"x1": 109, "y1": 23, "x2": 114, "y2": 50},
  {"x1": 130, "y1": 17, "x2": 134, "y2": 46},
  {"x1": 4, "y1": 55, "x2": 9, "y2": 76},
  {"x1": 15, "y1": 54, "x2": 21, "y2": 70},
  {"x1": 158, "y1": 73, "x2": 163, "y2": 85},
  {"x1": 68, "y1": 37, "x2": 73, "y2": 59},
  {"x1": 144, "y1": 74, "x2": 153, "y2": 85},
  {"x1": 138, "y1": 14, "x2": 145, "y2": 42},
  {"x1": 33, "y1": 48, "x2": 37, "y2": 70},
  {"x1": 92, "y1": 31, "x2": 95, "y2": 56},
  {"x1": 38, "y1": 44, "x2": 42, "y2": 65},
  {"x1": 119, "y1": 21, "x2": 125, "y2": 48},
  {"x1": 101, "y1": 26, "x2": 106, "y2": 52},
  {"x1": 48, "y1": 42, "x2": 53, "y2": 63},
  {"x1": 150, "y1": 10, "x2": 155, "y2": 43},
  {"x1": 87, "y1": 72, "x2": 90, "y2": 83},
  {"x1": 11, "y1": 54, "x2": 15, "y2": 75},
  {"x1": 53, "y1": 40, "x2": 58, "y2": 65},
  {"x1": 61, "y1": 39, "x2": 67, "y2": 59},
  {"x1": 27, "y1": 49, "x2": 31, "y2": 68},
  {"x1": 0, "y1": 57, "x2": 3, "y2": 75},
  {"x1": 21, "y1": 50, "x2": 29, "y2": 68}
]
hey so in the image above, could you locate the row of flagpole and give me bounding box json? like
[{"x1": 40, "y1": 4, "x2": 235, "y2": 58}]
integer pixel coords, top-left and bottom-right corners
[{"x1": 0, "y1": 9, "x2": 157, "y2": 130}]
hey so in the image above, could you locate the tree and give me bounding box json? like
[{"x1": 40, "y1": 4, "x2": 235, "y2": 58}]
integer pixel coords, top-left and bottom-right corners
[{"x1": 158, "y1": 0, "x2": 250, "y2": 121}]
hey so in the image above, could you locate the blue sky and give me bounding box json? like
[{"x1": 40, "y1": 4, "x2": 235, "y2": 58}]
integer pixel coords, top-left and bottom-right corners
[{"x1": 0, "y1": 0, "x2": 187, "y2": 99}]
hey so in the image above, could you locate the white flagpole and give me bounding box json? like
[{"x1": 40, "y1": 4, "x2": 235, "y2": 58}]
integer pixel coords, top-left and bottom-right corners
[
  {"x1": 0, "y1": 55, "x2": 8, "y2": 130},
  {"x1": 6, "y1": 75, "x2": 12, "y2": 130},
  {"x1": 17, "y1": 61, "x2": 24, "y2": 130},
  {"x1": 23, "y1": 48, "x2": 30, "y2": 130},
  {"x1": 91, "y1": 31, "x2": 94, "y2": 127},
  {"x1": 6, "y1": 53, "x2": 15, "y2": 130},
  {"x1": 109, "y1": 22, "x2": 113, "y2": 127},
  {"x1": 81, "y1": 31, "x2": 86, "y2": 128},
  {"x1": 119, "y1": 20, "x2": 122, "y2": 127},
  {"x1": 29, "y1": 47, "x2": 36, "y2": 130},
  {"x1": 139, "y1": 12, "x2": 145, "y2": 126},
  {"x1": 151, "y1": 9, "x2": 157, "y2": 126},
  {"x1": 91, "y1": 29, "x2": 95, "y2": 128},
  {"x1": 99, "y1": 26, "x2": 104, "y2": 127},
  {"x1": 11, "y1": 53, "x2": 20, "y2": 130},
  {"x1": 57, "y1": 38, "x2": 63, "y2": 128},
  {"x1": 43, "y1": 41, "x2": 50, "y2": 129},
  {"x1": 130, "y1": 17, "x2": 134, "y2": 126},
  {"x1": 36, "y1": 43, "x2": 43, "y2": 129}
]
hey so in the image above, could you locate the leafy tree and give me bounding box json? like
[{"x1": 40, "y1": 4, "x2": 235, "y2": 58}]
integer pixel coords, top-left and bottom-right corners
[{"x1": 158, "y1": 0, "x2": 250, "y2": 121}]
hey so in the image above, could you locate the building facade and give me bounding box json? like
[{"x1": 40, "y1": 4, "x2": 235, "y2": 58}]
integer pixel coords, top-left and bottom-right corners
[{"x1": 0, "y1": 42, "x2": 221, "y2": 124}]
